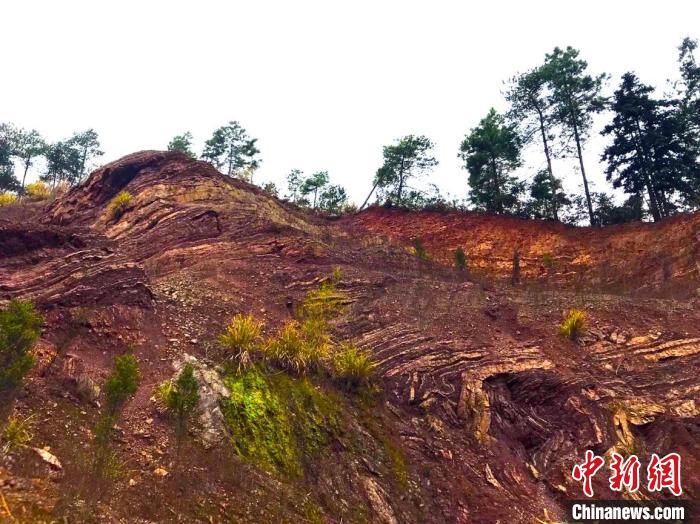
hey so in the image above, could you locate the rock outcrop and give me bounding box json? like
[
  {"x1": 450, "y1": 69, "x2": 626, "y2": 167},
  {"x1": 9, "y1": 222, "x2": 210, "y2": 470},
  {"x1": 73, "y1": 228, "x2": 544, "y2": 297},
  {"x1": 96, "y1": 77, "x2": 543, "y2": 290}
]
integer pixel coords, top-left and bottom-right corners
[{"x1": 1, "y1": 151, "x2": 698, "y2": 523}]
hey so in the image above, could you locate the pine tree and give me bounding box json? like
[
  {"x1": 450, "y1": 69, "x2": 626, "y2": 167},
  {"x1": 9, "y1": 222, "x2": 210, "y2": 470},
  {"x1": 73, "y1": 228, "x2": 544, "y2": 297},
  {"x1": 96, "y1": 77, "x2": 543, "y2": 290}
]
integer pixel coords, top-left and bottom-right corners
[
  {"x1": 202, "y1": 121, "x2": 261, "y2": 178},
  {"x1": 673, "y1": 37, "x2": 700, "y2": 209},
  {"x1": 601, "y1": 73, "x2": 683, "y2": 221},
  {"x1": 300, "y1": 171, "x2": 329, "y2": 208},
  {"x1": 167, "y1": 132, "x2": 195, "y2": 157},
  {"x1": 460, "y1": 109, "x2": 524, "y2": 214},
  {"x1": 285, "y1": 169, "x2": 304, "y2": 204},
  {"x1": 527, "y1": 169, "x2": 569, "y2": 220},
  {"x1": 374, "y1": 135, "x2": 438, "y2": 206},
  {"x1": 159, "y1": 363, "x2": 199, "y2": 455},
  {"x1": 67, "y1": 129, "x2": 103, "y2": 181},
  {"x1": 318, "y1": 184, "x2": 348, "y2": 214},
  {"x1": 505, "y1": 68, "x2": 560, "y2": 217},
  {"x1": 543, "y1": 47, "x2": 607, "y2": 225},
  {"x1": 0, "y1": 124, "x2": 18, "y2": 191},
  {"x1": 12, "y1": 128, "x2": 47, "y2": 194}
]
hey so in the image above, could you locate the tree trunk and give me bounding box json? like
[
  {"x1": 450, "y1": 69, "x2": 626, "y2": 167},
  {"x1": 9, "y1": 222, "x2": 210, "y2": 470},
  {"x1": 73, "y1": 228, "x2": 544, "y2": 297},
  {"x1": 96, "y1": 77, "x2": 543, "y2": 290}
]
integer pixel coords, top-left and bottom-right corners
[
  {"x1": 358, "y1": 180, "x2": 379, "y2": 212},
  {"x1": 395, "y1": 158, "x2": 406, "y2": 206},
  {"x1": 534, "y1": 104, "x2": 558, "y2": 220},
  {"x1": 80, "y1": 147, "x2": 87, "y2": 180},
  {"x1": 227, "y1": 144, "x2": 235, "y2": 176},
  {"x1": 489, "y1": 156, "x2": 502, "y2": 214},
  {"x1": 633, "y1": 118, "x2": 662, "y2": 221},
  {"x1": 572, "y1": 122, "x2": 595, "y2": 226},
  {"x1": 657, "y1": 190, "x2": 670, "y2": 217},
  {"x1": 646, "y1": 184, "x2": 662, "y2": 221},
  {"x1": 20, "y1": 159, "x2": 30, "y2": 195}
]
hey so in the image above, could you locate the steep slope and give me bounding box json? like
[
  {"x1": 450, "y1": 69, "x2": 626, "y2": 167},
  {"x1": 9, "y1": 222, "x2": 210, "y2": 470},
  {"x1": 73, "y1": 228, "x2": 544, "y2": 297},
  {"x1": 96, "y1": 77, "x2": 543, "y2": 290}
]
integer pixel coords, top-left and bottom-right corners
[
  {"x1": 1, "y1": 151, "x2": 699, "y2": 523},
  {"x1": 348, "y1": 207, "x2": 700, "y2": 293}
]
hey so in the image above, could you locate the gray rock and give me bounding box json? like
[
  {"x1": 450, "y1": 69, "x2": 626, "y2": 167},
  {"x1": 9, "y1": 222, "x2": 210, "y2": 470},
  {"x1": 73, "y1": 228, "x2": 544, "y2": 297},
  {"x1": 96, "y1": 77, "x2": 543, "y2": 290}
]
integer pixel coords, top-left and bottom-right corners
[{"x1": 170, "y1": 354, "x2": 231, "y2": 449}]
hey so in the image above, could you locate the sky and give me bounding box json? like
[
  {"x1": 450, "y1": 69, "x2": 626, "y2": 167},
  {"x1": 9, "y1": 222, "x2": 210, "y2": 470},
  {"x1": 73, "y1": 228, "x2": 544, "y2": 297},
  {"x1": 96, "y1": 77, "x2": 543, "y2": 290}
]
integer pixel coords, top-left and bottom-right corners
[{"x1": 2, "y1": 0, "x2": 699, "y2": 204}]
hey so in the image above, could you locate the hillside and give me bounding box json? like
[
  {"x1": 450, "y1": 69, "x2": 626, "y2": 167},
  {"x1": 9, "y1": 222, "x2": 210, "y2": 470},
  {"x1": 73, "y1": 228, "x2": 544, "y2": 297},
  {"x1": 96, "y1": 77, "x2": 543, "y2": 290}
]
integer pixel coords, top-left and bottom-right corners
[{"x1": 1, "y1": 151, "x2": 699, "y2": 523}]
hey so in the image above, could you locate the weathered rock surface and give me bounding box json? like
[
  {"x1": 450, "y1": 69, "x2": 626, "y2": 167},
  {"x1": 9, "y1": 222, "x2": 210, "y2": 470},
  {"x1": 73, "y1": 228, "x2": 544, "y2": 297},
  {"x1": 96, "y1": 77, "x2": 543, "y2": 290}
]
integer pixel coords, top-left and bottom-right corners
[{"x1": 1, "y1": 150, "x2": 698, "y2": 522}]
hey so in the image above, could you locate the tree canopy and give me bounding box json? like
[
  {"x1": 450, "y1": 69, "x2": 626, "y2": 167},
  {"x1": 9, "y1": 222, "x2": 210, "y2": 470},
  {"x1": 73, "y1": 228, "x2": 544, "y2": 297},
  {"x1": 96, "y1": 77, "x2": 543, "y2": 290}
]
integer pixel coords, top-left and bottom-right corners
[
  {"x1": 202, "y1": 121, "x2": 261, "y2": 179},
  {"x1": 542, "y1": 46, "x2": 607, "y2": 225},
  {"x1": 168, "y1": 131, "x2": 195, "y2": 157},
  {"x1": 374, "y1": 135, "x2": 438, "y2": 206},
  {"x1": 460, "y1": 108, "x2": 523, "y2": 214}
]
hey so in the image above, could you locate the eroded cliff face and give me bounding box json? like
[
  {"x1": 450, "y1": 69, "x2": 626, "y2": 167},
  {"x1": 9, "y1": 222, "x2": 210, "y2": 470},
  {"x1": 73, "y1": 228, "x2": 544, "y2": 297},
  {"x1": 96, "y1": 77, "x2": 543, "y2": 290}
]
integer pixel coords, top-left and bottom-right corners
[
  {"x1": 348, "y1": 207, "x2": 700, "y2": 293},
  {"x1": 1, "y1": 151, "x2": 698, "y2": 523}
]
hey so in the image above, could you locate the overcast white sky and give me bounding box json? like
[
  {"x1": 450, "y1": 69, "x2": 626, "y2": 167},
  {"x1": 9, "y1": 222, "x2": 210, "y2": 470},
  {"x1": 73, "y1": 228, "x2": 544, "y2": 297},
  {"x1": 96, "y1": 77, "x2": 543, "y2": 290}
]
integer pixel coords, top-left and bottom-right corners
[{"x1": 2, "y1": 1, "x2": 698, "y2": 204}]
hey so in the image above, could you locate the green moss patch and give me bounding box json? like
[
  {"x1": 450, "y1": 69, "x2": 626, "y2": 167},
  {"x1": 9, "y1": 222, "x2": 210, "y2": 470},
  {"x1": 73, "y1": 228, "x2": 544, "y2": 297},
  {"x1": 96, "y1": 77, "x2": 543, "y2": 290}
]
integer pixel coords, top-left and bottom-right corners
[{"x1": 222, "y1": 368, "x2": 340, "y2": 475}]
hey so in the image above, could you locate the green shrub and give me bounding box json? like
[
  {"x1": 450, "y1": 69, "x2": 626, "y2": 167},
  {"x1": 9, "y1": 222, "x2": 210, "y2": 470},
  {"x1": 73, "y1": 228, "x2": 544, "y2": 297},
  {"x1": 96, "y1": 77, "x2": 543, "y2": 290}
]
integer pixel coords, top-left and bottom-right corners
[
  {"x1": 560, "y1": 309, "x2": 587, "y2": 340},
  {"x1": 0, "y1": 299, "x2": 43, "y2": 389},
  {"x1": 332, "y1": 344, "x2": 376, "y2": 390},
  {"x1": 1, "y1": 414, "x2": 35, "y2": 455},
  {"x1": 454, "y1": 247, "x2": 467, "y2": 271},
  {"x1": 412, "y1": 238, "x2": 430, "y2": 261},
  {"x1": 104, "y1": 354, "x2": 140, "y2": 413},
  {"x1": 91, "y1": 354, "x2": 139, "y2": 478},
  {"x1": 158, "y1": 363, "x2": 200, "y2": 448},
  {"x1": 107, "y1": 191, "x2": 133, "y2": 220}
]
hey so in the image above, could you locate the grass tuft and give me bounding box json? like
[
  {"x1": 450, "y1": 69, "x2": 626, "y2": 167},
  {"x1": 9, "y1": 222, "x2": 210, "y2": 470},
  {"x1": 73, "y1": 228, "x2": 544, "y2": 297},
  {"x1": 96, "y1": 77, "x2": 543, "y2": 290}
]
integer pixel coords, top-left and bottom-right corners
[
  {"x1": 264, "y1": 320, "x2": 329, "y2": 374},
  {"x1": 332, "y1": 343, "x2": 376, "y2": 391},
  {"x1": 298, "y1": 280, "x2": 344, "y2": 322},
  {"x1": 412, "y1": 238, "x2": 430, "y2": 261},
  {"x1": 107, "y1": 191, "x2": 133, "y2": 220},
  {"x1": 219, "y1": 313, "x2": 264, "y2": 369},
  {"x1": 559, "y1": 309, "x2": 587, "y2": 339},
  {"x1": 1, "y1": 415, "x2": 35, "y2": 455}
]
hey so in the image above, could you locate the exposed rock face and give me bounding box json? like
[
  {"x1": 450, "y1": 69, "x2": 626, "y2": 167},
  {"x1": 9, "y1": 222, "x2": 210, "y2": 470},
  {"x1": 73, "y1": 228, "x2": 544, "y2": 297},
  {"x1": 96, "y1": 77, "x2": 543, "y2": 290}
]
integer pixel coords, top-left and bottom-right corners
[
  {"x1": 1, "y1": 150, "x2": 698, "y2": 522},
  {"x1": 167, "y1": 354, "x2": 230, "y2": 449},
  {"x1": 349, "y1": 206, "x2": 700, "y2": 292}
]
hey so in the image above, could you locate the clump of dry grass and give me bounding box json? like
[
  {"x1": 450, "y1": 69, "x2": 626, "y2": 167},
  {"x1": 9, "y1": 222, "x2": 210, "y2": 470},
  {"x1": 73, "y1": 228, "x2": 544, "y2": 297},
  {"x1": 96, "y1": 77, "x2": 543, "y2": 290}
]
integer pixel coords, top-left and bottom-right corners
[
  {"x1": 107, "y1": 191, "x2": 133, "y2": 220},
  {"x1": 332, "y1": 343, "x2": 376, "y2": 390},
  {"x1": 559, "y1": 309, "x2": 587, "y2": 339},
  {"x1": 0, "y1": 193, "x2": 17, "y2": 206},
  {"x1": 264, "y1": 320, "x2": 330, "y2": 374},
  {"x1": 219, "y1": 313, "x2": 264, "y2": 369},
  {"x1": 25, "y1": 181, "x2": 51, "y2": 200}
]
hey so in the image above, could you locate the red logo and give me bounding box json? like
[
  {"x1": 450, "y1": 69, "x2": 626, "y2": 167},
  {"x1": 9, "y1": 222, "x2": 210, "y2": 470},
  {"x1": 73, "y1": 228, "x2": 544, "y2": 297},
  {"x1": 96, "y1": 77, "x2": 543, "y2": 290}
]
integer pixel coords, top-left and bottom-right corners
[
  {"x1": 572, "y1": 450, "x2": 605, "y2": 497},
  {"x1": 572, "y1": 451, "x2": 682, "y2": 497},
  {"x1": 609, "y1": 452, "x2": 641, "y2": 493},
  {"x1": 647, "y1": 453, "x2": 682, "y2": 496}
]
